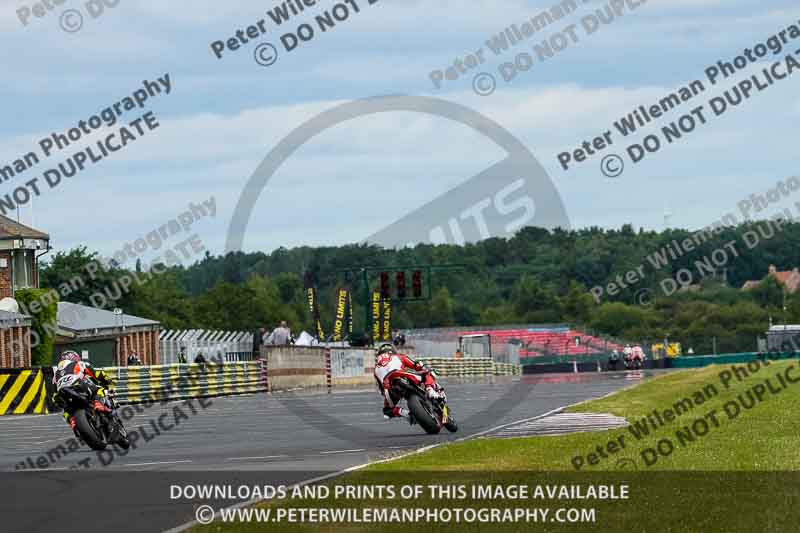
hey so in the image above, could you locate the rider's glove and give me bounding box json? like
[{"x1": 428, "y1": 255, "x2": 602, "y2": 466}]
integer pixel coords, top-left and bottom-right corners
[{"x1": 51, "y1": 392, "x2": 65, "y2": 407}]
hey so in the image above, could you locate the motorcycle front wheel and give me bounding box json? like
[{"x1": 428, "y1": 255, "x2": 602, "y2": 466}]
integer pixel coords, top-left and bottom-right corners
[
  {"x1": 407, "y1": 395, "x2": 441, "y2": 435},
  {"x1": 74, "y1": 409, "x2": 107, "y2": 450},
  {"x1": 114, "y1": 422, "x2": 131, "y2": 450}
]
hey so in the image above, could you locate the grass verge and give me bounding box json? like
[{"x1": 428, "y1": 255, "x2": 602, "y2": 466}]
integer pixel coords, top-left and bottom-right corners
[{"x1": 197, "y1": 360, "x2": 800, "y2": 532}]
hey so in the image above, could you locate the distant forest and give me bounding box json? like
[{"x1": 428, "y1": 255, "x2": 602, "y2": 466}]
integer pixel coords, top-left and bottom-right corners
[{"x1": 39, "y1": 221, "x2": 800, "y2": 355}]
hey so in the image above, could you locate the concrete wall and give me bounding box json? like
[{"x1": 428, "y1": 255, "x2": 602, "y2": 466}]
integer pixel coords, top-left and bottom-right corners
[
  {"x1": 331, "y1": 347, "x2": 373, "y2": 387},
  {"x1": 261, "y1": 345, "x2": 327, "y2": 391}
]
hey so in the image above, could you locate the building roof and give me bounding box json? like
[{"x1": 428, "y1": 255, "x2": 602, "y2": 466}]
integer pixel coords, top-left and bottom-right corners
[
  {"x1": 772, "y1": 270, "x2": 798, "y2": 285},
  {"x1": 0, "y1": 215, "x2": 49, "y2": 240},
  {"x1": 768, "y1": 325, "x2": 800, "y2": 331},
  {"x1": 0, "y1": 309, "x2": 32, "y2": 327},
  {"x1": 57, "y1": 302, "x2": 159, "y2": 333}
]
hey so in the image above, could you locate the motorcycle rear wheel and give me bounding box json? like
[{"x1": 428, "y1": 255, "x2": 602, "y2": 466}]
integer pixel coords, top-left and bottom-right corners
[
  {"x1": 408, "y1": 395, "x2": 441, "y2": 434},
  {"x1": 74, "y1": 409, "x2": 107, "y2": 451}
]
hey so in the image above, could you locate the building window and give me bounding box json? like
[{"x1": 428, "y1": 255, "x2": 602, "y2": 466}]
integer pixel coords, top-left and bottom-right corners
[{"x1": 12, "y1": 250, "x2": 33, "y2": 290}]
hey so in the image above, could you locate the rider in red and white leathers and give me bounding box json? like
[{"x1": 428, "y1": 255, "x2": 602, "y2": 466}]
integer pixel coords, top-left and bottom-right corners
[{"x1": 374, "y1": 343, "x2": 440, "y2": 420}]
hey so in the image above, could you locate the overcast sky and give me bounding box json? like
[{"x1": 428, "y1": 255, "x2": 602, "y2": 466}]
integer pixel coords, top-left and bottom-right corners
[{"x1": 2, "y1": 0, "x2": 799, "y2": 265}]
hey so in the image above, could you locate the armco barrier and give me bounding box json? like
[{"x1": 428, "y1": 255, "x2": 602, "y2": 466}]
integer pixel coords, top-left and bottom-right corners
[
  {"x1": 522, "y1": 352, "x2": 800, "y2": 374},
  {"x1": 417, "y1": 357, "x2": 520, "y2": 377},
  {"x1": 104, "y1": 361, "x2": 266, "y2": 404},
  {"x1": 0, "y1": 368, "x2": 49, "y2": 415},
  {"x1": 493, "y1": 362, "x2": 520, "y2": 376},
  {"x1": 669, "y1": 351, "x2": 800, "y2": 368},
  {"x1": 418, "y1": 357, "x2": 492, "y2": 377}
]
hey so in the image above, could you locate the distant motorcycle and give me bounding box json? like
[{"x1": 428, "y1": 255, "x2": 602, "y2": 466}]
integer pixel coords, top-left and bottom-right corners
[
  {"x1": 624, "y1": 355, "x2": 643, "y2": 370},
  {"x1": 608, "y1": 351, "x2": 621, "y2": 370},
  {"x1": 387, "y1": 370, "x2": 457, "y2": 435},
  {"x1": 56, "y1": 374, "x2": 130, "y2": 451}
]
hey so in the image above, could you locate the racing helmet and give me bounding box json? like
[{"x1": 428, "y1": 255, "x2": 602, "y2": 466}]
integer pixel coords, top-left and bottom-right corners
[
  {"x1": 376, "y1": 343, "x2": 396, "y2": 358},
  {"x1": 60, "y1": 350, "x2": 81, "y2": 363}
]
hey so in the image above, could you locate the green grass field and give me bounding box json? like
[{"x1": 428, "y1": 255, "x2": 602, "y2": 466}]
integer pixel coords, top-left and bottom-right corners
[
  {"x1": 371, "y1": 359, "x2": 800, "y2": 472},
  {"x1": 198, "y1": 360, "x2": 800, "y2": 532}
]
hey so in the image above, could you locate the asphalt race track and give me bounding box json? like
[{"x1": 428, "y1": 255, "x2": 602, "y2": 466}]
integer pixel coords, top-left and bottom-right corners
[{"x1": 0, "y1": 370, "x2": 664, "y2": 532}]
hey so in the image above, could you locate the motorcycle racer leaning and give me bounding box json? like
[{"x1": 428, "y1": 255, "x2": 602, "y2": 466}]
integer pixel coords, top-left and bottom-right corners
[
  {"x1": 52, "y1": 351, "x2": 114, "y2": 434},
  {"x1": 374, "y1": 343, "x2": 442, "y2": 421}
]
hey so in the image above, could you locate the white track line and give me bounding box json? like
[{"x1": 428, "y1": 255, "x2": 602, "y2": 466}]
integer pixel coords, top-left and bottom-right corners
[
  {"x1": 120, "y1": 460, "x2": 192, "y2": 467},
  {"x1": 165, "y1": 378, "x2": 652, "y2": 533},
  {"x1": 225, "y1": 455, "x2": 289, "y2": 461},
  {"x1": 319, "y1": 449, "x2": 366, "y2": 455},
  {"x1": 164, "y1": 404, "x2": 570, "y2": 533}
]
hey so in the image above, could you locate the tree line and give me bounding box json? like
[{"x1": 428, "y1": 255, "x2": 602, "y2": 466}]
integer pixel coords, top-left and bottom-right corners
[{"x1": 39, "y1": 220, "x2": 800, "y2": 355}]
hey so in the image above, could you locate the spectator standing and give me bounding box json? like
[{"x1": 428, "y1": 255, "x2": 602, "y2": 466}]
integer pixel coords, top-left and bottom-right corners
[
  {"x1": 392, "y1": 330, "x2": 406, "y2": 347},
  {"x1": 271, "y1": 321, "x2": 292, "y2": 345},
  {"x1": 194, "y1": 352, "x2": 206, "y2": 364},
  {"x1": 253, "y1": 327, "x2": 266, "y2": 357}
]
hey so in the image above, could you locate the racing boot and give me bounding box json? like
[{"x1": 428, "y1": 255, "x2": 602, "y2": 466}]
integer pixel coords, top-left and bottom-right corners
[
  {"x1": 65, "y1": 413, "x2": 80, "y2": 439},
  {"x1": 384, "y1": 406, "x2": 408, "y2": 418}
]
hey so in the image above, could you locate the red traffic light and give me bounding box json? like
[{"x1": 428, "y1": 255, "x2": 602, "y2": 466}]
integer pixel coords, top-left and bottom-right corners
[
  {"x1": 412, "y1": 270, "x2": 422, "y2": 297},
  {"x1": 380, "y1": 272, "x2": 390, "y2": 299},
  {"x1": 396, "y1": 271, "x2": 406, "y2": 298}
]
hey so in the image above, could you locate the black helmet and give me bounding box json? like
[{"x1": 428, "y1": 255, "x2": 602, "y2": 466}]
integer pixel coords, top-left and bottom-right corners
[{"x1": 376, "y1": 343, "x2": 396, "y2": 357}]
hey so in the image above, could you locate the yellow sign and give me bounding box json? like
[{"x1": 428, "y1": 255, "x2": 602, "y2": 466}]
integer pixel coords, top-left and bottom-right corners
[
  {"x1": 651, "y1": 342, "x2": 681, "y2": 358},
  {"x1": 371, "y1": 291, "x2": 381, "y2": 342},
  {"x1": 332, "y1": 288, "x2": 348, "y2": 342},
  {"x1": 382, "y1": 298, "x2": 392, "y2": 342}
]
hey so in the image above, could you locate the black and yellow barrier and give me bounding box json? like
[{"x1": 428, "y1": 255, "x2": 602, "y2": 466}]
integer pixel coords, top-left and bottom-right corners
[
  {"x1": 0, "y1": 368, "x2": 49, "y2": 415},
  {"x1": 418, "y1": 357, "x2": 520, "y2": 377},
  {"x1": 103, "y1": 361, "x2": 267, "y2": 404}
]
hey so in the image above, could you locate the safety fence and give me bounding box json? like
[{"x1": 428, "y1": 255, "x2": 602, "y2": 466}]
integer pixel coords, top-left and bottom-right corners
[
  {"x1": 407, "y1": 339, "x2": 520, "y2": 364},
  {"x1": 159, "y1": 329, "x2": 255, "y2": 365},
  {"x1": 521, "y1": 351, "x2": 800, "y2": 374},
  {"x1": 0, "y1": 368, "x2": 49, "y2": 415},
  {"x1": 669, "y1": 351, "x2": 800, "y2": 368}
]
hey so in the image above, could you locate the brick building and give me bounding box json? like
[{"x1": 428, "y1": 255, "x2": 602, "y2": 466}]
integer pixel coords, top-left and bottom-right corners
[
  {"x1": 0, "y1": 310, "x2": 32, "y2": 368},
  {"x1": 0, "y1": 215, "x2": 50, "y2": 299},
  {"x1": 55, "y1": 302, "x2": 161, "y2": 367},
  {"x1": 741, "y1": 265, "x2": 800, "y2": 294},
  {"x1": 0, "y1": 216, "x2": 49, "y2": 368}
]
